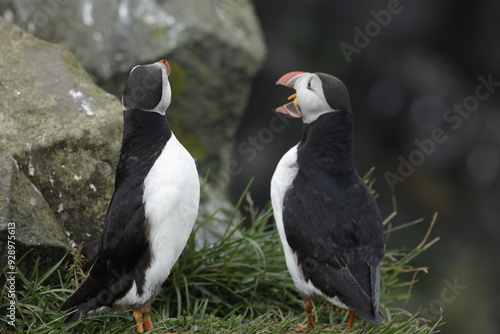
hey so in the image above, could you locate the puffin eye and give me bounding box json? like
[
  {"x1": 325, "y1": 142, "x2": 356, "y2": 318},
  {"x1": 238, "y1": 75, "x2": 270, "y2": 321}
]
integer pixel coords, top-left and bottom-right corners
[{"x1": 307, "y1": 78, "x2": 313, "y2": 90}]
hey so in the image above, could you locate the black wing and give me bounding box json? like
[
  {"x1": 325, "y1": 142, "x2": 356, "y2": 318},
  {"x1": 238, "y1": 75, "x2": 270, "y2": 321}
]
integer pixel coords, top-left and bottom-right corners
[
  {"x1": 61, "y1": 110, "x2": 170, "y2": 323},
  {"x1": 283, "y1": 170, "x2": 384, "y2": 323},
  {"x1": 61, "y1": 178, "x2": 150, "y2": 323}
]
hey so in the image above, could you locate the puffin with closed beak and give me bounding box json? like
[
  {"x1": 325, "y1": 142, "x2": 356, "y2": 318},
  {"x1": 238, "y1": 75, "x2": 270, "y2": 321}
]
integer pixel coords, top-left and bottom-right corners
[
  {"x1": 62, "y1": 60, "x2": 200, "y2": 333},
  {"x1": 270, "y1": 71, "x2": 385, "y2": 330}
]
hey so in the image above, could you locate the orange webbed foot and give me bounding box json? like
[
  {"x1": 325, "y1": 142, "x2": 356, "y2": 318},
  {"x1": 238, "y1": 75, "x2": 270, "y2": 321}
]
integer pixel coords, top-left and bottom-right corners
[
  {"x1": 344, "y1": 309, "x2": 356, "y2": 331},
  {"x1": 132, "y1": 310, "x2": 145, "y2": 333}
]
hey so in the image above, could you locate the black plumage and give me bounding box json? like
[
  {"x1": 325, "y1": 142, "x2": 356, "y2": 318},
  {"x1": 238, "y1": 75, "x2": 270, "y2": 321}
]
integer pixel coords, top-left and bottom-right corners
[
  {"x1": 271, "y1": 71, "x2": 385, "y2": 329},
  {"x1": 61, "y1": 108, "x2": 171, "y2": 324},
  {"x1": 61, "y1": 61, "x2": 200, "y2": 333},
  {"x1": 283, "y1": 111, "x2": 384, "y2": 323}
]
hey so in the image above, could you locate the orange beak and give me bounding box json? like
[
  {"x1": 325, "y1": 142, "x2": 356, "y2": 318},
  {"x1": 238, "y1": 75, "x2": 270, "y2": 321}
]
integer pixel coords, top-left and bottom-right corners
[
  {"x1": 155, "y1": 59, "x2": 171, "y2": 75},
  {"x1": 275, "y1": 71, "x2": 309, "y2": 118},
  {"x1": 276, "y1": 71, "x2": 308, "y2": 87}
]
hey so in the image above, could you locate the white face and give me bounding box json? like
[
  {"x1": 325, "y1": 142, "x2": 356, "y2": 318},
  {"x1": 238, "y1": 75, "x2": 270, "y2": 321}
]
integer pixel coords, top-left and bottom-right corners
[
  {"x1": 123, "y1": 64, "x2": 172, "y2": 115},
  {"x1": 152, "y1": 63, "x2": 172, "y2": 115},
  {"x1": 295, "y1": 73, "x2": 338, "y2": 124}
]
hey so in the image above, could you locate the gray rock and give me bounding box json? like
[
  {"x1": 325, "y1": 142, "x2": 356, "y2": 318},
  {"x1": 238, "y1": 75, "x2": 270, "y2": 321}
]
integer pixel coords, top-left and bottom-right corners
[
  {"x1": 2, "y1": 0, "x2": 266, "y2": 177},
  {"x1": 0, "y1": 158, "x2": 68, "y2": 274},
  {"x1": 0, "y1": 18, "x2": 248, "y2": 271},
  {"x1": 0, "y1": 18, "x2": 123, "y2": 264},
  {"x1": 195, "y1": 182, "x2": 242, "y2": 249}
]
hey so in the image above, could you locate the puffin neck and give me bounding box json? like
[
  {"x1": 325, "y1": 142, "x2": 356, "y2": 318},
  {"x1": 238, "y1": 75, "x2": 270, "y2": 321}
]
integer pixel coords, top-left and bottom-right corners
[
  {"x1": 122, "y1": 109, "x2": 171, "y2": 141},
  {"x1": 298, "y1": 110, "x2": 355, "y2": 176},
  {"x1": 114, "y1": 109, "x2": 172, "y2": 188}
]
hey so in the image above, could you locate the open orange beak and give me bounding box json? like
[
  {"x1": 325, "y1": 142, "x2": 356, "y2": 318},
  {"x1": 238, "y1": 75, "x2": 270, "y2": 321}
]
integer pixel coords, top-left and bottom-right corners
[
  {"x1": 275, "y1": 71, "x2": 308, "y2": 118},
  {"x1": 155, "y1": 59, "x2": 171, "y2": 75}
]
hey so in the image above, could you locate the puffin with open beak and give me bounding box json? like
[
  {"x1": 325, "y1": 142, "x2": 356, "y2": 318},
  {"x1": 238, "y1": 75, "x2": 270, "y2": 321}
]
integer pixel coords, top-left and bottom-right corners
[{"x1": 270, "y1": 71, "x2": 385, "y2": 330}]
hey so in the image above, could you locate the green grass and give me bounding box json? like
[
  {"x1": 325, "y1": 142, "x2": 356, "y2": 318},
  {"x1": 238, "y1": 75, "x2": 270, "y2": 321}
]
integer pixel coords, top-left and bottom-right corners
[{"x1": 0, "y1": 178, "x2": 442, "y2": 333}]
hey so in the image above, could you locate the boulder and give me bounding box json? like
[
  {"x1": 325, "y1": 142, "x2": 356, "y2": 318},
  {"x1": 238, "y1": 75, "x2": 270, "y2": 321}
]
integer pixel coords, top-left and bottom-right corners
[
  {"x1": 0, "y1": 14, "x2": 253, "y2": 272},
  {"x1": 0, "y1": 158, "x2": 68, "y2": 274},
  {"x1": 2, "y1": 0, "x2": 266, "y2": 176},
  {"x1": 0, "y1": 18, "x2": 122, "y2": 267}
]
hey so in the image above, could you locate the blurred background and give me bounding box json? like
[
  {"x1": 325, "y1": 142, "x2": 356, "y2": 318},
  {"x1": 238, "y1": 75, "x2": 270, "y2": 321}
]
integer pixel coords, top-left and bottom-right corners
[
  {"x1": 2, "y1": 0, "x2": 499, "y2": 333},
  {"x1": 231, "y1": 1, "x2": 500, "y2": 333}
]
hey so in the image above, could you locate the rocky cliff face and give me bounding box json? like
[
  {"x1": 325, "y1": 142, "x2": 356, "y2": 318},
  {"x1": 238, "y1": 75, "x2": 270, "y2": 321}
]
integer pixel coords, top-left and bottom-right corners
[{"x1": 0, "y1": 0, "x2": 265, "y2": 272}]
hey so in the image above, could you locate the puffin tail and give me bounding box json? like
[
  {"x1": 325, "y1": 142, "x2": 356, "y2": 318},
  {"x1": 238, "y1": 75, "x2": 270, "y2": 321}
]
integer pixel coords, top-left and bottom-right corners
[
  {"x1": 61, "y1": 269, "x2": 135, "y2": 325},
  {"x1": 62, "y1": 304, "x2": 89, "y2": 325},
  {"x1": 61, "y1": 274, "x2": 103, "y2": 324}
]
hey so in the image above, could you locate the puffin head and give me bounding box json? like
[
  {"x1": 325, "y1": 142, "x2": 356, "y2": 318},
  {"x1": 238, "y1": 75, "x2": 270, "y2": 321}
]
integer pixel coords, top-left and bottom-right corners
[
  {"x1": 122, "y1": 59, "x2": 172, "y2": 115},
  {"x1": 275, "y1": 72, "x2": 351, "y2": 124}
]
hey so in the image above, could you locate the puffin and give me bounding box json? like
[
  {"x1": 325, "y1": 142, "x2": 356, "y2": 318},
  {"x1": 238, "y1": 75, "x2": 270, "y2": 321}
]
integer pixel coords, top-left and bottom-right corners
[
  {"x1": 270, "y1": 71, "x2": 385, "y2": 330},
  {"x1": 61, "y1": 60, "x2": 200, "y2": 333}
]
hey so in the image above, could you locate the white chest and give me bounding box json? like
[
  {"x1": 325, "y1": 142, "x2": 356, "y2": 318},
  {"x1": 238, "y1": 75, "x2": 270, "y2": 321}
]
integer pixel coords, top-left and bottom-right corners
[
  {"x1": 271, "y1": 146, "x2": 312, "y2": 294},
  {"x1": 116, "y1": 134, "x2": 200, "y2": 308}
]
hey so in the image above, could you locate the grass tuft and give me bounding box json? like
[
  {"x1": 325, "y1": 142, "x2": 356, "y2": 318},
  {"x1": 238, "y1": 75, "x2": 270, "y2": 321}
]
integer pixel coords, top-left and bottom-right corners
[{"x1": 1, "y1": 177, "x2": 442, "y2": 333}]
